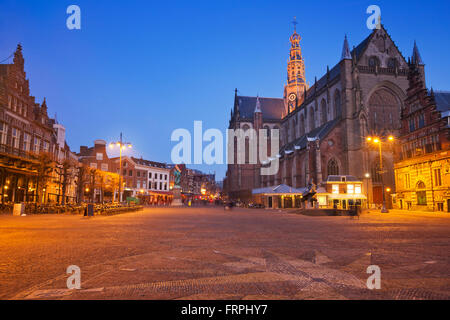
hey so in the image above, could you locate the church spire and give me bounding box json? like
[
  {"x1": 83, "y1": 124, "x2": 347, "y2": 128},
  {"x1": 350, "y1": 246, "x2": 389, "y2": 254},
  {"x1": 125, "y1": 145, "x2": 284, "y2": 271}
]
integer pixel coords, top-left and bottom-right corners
[
  {"x1": 233, "y1": 88, "x2": 239, "y2": 115},
  {"x1": 412, "y1": 40, "x2": 424, "y2": 65},
  {"x1": 285, "y1": 17, "x2": 307, "y2": 114},
  {"x1": 341, "y1": 35, "x2": 351, "y2": 60}
]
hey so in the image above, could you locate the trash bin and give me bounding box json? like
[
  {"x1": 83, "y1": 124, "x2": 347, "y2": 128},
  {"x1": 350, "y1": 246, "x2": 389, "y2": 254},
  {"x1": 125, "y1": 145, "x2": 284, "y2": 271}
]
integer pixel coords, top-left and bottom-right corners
[{"x1": 13, "y1": 203, "x2": 25, "y2": 216}]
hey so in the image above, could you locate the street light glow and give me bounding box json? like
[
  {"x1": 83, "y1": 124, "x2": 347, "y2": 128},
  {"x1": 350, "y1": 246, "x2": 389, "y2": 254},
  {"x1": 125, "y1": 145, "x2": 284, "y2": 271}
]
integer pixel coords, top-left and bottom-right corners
[
  {"x1": 373, "y1": 138, "x2": 380, "y2": 144},
  {"x1": 365, "y1": 173, "x2": 370, "y2": 178},
  {"x1": 388, "y1": 135, "x2": 394, "y2": 141}
]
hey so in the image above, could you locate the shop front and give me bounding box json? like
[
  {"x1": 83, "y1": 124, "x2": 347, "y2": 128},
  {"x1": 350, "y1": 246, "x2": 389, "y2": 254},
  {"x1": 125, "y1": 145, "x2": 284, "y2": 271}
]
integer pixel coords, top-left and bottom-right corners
[{"x1": 252, "y1": 184, "x2": 307, "y2": 209}]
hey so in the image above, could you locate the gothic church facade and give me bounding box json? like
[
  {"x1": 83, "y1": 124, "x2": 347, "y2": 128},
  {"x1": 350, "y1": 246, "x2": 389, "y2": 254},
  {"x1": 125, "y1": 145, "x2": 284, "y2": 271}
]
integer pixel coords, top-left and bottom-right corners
[{"x1": 224, "y1": 24, "x2": 422, "y2": 205}]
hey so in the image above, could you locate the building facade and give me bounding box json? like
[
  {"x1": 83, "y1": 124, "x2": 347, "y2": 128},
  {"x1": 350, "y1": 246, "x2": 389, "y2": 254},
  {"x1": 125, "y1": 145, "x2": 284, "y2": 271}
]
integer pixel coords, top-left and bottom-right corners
[
  {"x1": 393, "y1": 58, "x2": 450, "y2": 211},
  {"x1": 0, "y1": 44, "x2": 77, "y2": 204},
  {"x1": 225, "y1": 25, "x2": 420, "y2": 205},
  {"x1": 77, "y1": 140, "x2": 119, "y2": 202},
  {"x1": 109, "y1": 156, "x2": 171, "y2": 202}
]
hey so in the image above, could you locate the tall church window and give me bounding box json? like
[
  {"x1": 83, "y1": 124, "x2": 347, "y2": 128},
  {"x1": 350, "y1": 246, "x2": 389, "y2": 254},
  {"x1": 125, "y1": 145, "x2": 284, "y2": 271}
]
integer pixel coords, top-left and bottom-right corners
[
  {"x1": 334, "y1": 90, "x2": 341, "y2": 119},
  {"x1": 368, "y1": 88, "x2": 400, "y2": 132},
  {"x1": 309, "y1": 107, "x2": 315, "y2": 131},
  {"x1": 321, "y1": 99, "x2": 327, "y2": 125},
  {"x1": 242, "y1": 124, "x2": 251, "y2": 164},
  {"x1": 327, "y1": 158, "x2": 339, "y2": 176},
  {"x1": 291, "y1": 118, "x2": 296, "y2": 140},
  {"x1": 299, "y1": 114, "x2": 305, "y2": 136}
]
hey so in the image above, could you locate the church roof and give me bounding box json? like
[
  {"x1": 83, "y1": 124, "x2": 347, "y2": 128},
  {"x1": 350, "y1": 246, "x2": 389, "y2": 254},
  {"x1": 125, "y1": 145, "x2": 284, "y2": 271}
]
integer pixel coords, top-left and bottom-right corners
[
  {"x1": 237, "y1": 96, "x2": 284, "y2": 121},
  {"x1": 433, "y1": 91, "x2": 450, "y2": 113},
  {"x1": 279, "y1": 118, "x2": 340, "y2": 155}
]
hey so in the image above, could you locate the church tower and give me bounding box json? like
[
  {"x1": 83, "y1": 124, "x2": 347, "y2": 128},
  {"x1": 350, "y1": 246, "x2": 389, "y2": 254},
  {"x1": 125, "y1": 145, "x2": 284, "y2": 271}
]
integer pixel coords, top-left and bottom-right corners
[{"x1": 284, "y1": 17, "x2": 307, "y2": 115}]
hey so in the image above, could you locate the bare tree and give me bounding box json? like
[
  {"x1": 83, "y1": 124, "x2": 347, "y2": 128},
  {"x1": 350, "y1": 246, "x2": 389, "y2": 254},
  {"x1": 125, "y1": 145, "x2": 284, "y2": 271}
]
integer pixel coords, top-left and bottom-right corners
[
  {"x1": 54, "y1": 158, "x2": 77, "y2": 205},
  {"x1": 32, "y1": 152, "x2": 55, "y2": 204},
  {"x1": 74, "y1": 164, "x2": 89, "y2": 204}
]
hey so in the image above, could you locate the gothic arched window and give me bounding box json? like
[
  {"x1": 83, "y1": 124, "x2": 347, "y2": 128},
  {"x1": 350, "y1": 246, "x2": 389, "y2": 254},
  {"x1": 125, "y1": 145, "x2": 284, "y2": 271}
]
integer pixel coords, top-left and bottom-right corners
[
  {"x1": 334, "y1": 90, "x2": 341, "y2": 119},
  {"x1": 299, "y1": 114, "x2": 305, "y2": 136},
  {"x1": 309, "y1": 107, "x2": 315, "y2": 131},
  {"x1": 368, "y1": 88, "x2": 401, "y2": 131},
  {"x1": 327, "y1": 158, "x2": 339, "y2": 177},
  {"x1": 321, "y1": 99, "x2": 327, "y2": 125}
]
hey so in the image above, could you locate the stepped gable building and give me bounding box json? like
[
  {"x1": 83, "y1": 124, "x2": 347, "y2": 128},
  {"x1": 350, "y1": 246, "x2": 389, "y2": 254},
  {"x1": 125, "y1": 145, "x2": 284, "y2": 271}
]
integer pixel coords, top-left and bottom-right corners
[
  {"x1": 0, "y1": 44, "x2": 76, "y2": 203},
  {"x1": 225, "y1": 24, "x2": 417, "y2": 205},
  {"x1": 393, "y1": 55, "x2": 450, "y2": 212}
]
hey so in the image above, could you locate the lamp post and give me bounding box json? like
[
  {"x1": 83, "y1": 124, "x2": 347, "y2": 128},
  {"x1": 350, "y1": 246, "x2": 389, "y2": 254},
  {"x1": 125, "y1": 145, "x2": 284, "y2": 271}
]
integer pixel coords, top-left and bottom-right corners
[
  {"x1": 109, "y1": 133, "x2": 132, "y2": 203},
  {"x1": 366, "y1": 135, "x2": 394, "y2": 213},
  {"x1": 364, "y1": 172, "x2": 370, "y2": 209}
]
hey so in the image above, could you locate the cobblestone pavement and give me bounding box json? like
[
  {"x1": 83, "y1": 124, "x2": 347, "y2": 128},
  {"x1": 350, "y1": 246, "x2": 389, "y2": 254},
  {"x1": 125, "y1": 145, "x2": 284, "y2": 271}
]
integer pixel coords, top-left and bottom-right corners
[{"x1": 0, "y1": 207, "x2": 449, "y2": 300}]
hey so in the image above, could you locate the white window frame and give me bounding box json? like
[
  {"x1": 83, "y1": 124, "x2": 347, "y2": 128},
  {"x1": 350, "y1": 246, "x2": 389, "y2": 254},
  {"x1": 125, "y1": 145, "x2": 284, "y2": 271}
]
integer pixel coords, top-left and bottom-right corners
[
  {"x1": 12, "y1": 128, "x2": 20, "y2": 149},
  {"x1": 332, "y1": 184, "x2": 339, "y2": 194},
  {"x1": 347, "y1": 184, "x2": 354, "y2": 194},
  {"x1": 0, "y1": 123, "x2": 7, "y2": 145},
  {"x1": 34, "y1": 137, "x2": 40, "y2": 153},
  {"x1": 23, "y1": 133, "x2": 31, "y2": 151}
]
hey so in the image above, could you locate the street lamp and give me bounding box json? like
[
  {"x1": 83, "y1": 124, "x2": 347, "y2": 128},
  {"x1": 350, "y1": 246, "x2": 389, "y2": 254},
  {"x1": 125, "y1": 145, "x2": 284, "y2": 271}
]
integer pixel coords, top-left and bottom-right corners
[
  {"x1": 364, "y1": 173, "x2": 370, "y2": 209},
  {"x1": 110, "y1": 133, "x2": 132, "y2": 202},
  {"x1": 366, "y1": 135, "x2": 394, "y2": 213}
]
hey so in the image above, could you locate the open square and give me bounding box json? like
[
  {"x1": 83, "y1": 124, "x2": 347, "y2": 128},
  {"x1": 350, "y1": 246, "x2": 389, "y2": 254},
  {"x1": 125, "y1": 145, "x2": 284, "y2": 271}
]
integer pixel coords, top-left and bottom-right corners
[{"x1": 1, "y1": 208, "x2": 448, "y2": 300}]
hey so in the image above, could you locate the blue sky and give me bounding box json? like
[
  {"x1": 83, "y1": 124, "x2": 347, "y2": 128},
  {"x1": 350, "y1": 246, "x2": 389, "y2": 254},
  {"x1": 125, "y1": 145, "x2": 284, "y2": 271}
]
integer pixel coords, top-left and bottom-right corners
[{"x1": 1, "y1": 0, "x2": 449, "y2": 180}]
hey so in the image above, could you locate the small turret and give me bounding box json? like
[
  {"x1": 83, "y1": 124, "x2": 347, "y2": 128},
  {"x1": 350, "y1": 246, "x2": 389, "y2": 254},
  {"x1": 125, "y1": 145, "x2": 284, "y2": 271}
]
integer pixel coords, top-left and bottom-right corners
[
  {"x1": 341, "y1": 35, "x2": 351, "y2": 60},
  {"x1": 412, "y1": 41, "x2": 424, "y2": 65},
  {"x1": 254, "y1": 95, "x2": 262, "y2": 113},
  {"x1": 13, "y1": 43, "x2": 25, "y2": 71}
]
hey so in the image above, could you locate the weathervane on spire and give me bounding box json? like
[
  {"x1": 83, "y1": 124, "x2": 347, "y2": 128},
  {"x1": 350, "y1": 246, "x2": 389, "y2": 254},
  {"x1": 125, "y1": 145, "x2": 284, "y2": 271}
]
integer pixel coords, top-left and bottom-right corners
[{"x1": 292, "y1": 16, "x2": 298, "y2": 32}]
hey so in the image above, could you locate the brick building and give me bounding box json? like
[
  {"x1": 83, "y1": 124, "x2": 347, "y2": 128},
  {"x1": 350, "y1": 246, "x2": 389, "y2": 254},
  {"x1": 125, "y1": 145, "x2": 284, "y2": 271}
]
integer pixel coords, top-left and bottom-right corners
[
  {"x1": 110, "y1": 156, "x2": 171, "y2": 203},
  {"x1": 0, "y1": 44, "x2": 77, "y2": 204},
  {"x1": 225, "y1": 24, "x2": 419, "y2": 205},
  {"x1": 77, "y1": 140, "x2": 119, "y2": 202},
  {"x1": 393, "y1": 57, "x2": 450, "y2": 212}
]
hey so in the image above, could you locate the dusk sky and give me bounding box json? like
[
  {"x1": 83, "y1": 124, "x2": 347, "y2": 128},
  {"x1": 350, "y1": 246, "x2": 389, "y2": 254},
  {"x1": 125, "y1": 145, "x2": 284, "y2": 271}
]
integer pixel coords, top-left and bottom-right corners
[{"x1": 1, "y1": 0, "x2": 449, "y2": 180}]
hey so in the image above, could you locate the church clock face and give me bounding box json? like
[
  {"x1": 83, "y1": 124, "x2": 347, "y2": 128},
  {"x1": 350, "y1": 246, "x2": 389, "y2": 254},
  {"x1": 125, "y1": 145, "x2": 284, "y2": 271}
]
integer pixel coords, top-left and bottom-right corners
[{"x1": 288, "y1": 93, "x2": 296, "y2": 102}]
